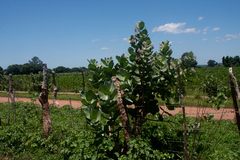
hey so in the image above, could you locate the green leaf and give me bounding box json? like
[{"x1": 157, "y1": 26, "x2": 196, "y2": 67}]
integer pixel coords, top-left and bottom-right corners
[
  {"x1": 98, "y1": 91, "x2": 109, "y2": 100},
  {"x1": 88, "y1": 64, "x2": 96, "y2": 71},
  {"x1": 120, "y1": 58, "x2": 128, "y2": 67},
  {"x1": 110, "y1": 89, "x2": 118, "y2": 101},
  {"x1": 109, "y1": 60, "x2": 114, "y2": 69},
  {"x1": 129, "y1": 54, "x2": 136, "y2": 62},
  {"x1": 141, "y1": 29, "x2": 148, "y2": 35},
  {"x1": 99, "y1": 84, "x2": 110, "y2": 95},
  {"x1": 146, "y1": 40, "x2": 151, "y2": 45},
  {"x1": 128, "y1": 47, "x2": 134, "y2": 54},
  {"x1": 105, "y1": 81, "x2": 115, "y2": 93},
  {"x1": 90, "y1": 109, "x2": 100, "y2": 120},
  {"x1": 139, "y1": 21, "x2": 145, "y2": 30},
  {"x1": 84, "y1": 108, "x2": 91, "y2": 119},
  {"x1": 81, "y1": 99, "x2": 89, "y2": 106},
  {"x1": 100, "y1": 102, "x2": 110, "y2": 114},
  {"x1": 120, "y1": 83, "x2": 129, "y2": 90},
  {"x1": 101, "y1": 59, "x2": 107, "y2": 66},
  {"x1": 86, "y1": 90, "x2": 95, "y2": 101},
  {"x1": 109, "y1": 105, "x2": 118, "y2": 113},
  {"x1": 125, "y1": 96, "x2": 133, "y2": 103}
]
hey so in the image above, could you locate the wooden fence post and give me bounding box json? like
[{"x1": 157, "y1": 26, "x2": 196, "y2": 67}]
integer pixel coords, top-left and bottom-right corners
[
  {"x1": 8, "y1": 93, "x2": 10, "y2": 124},
  {"x1": 69, "y1": 96, "x2": 74, "y2": 130},
  {"x1": 229, "y1": 67, "x2": 240, "y2": 135},
  {"x1": 52, "y1": 71, "x2": 59, "y2": 107},
  {"x1": 177, "y1": 66, "x2": 188, "y2": 160},
  {"x1": 38, "y1": 64, "x2": 53, "y2": 138},
  {"x1": 202, "y1": 68, "x2": 207, "y2": 94},
  {"x1": 9, "y1": 74, "x2": 16, "y2": 123},
  {"x1": 112, "y1": 76, "x2": 132, "y2": 153}
]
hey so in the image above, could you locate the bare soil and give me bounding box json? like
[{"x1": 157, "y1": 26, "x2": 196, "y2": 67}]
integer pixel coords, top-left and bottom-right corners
[{"x1": 0, "y1": 97, "x2": 235, "y2": 120}]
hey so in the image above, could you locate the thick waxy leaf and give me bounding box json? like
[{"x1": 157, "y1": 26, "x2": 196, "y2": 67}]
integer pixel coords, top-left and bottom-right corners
[
  {"x1": 105, "y1": 81, "x2": 115, "y2": 93},
  {"x1": 98, "y1": 91, "x2": 109, "y2": 100},
  {"x1": 101, "y1": 59, "x2": 107, "y2": 66},
  {"x1": 129, "y1": 54, "x2": 136, "y2": 62},
  {"x1": 109, "y1": 105, "x2": 118, "y2": 113},
  {"x1": 86, "y1": 90, "x2": 95, "y2": 101},
  {"x1": 139, "y1": 21, "x2": 145, "y2": 30},
  {"x1": 90, "y1": 109, "x2": 101, "y2": 121},
  {"x1": 120, "y1": 83, "x2": 129, "y2": 90},
  {"x1": 81, "y1": 99, "x2": 89, "y2": 106},
  {"x1": 128, "y1": 47, "x2": 134, "y2": 54},
  {"x1": 88, "y1": 64, "x2": 96, "y2": 71},
  {"x1": 141, "y1": 29, "x2": 148, "y2": 35},
  {"x1": 109, "y1": 60, "x2": 114, "y2": 69},
  {"x1": 99, "y1": 84, "x2": 110, "y2": 95},
  {"x1": 102, "y1": 68, "x2": 111, "y2": 75},
  {"x1": 100, "y1": 103, "x2": 110, "y2": 114},
  {"x1": 110, "y1": 89, "x2": 118, "y2": 101},
  {"x1": 146, "y1": 40, "x2": 151, "y2": 45}
]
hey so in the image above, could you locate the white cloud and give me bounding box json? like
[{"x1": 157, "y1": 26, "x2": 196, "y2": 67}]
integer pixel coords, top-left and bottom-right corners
[
  {"x1": 225, "y1": 34, "x2": 239, "y2": 38},
  {"x1": 92, "y1": 39, "x2": 101, "y2": 42},
  {"x1": 111, "y1": 39, "x2": 117, "y2": 42},
  {"x1": 101, "y1": 47, "x2": 109, "y2": 50},
  {"x1": 123, "y1": 38, "x2": 129, "y2": 41},
  {"x1": 203, "y1": 27, "x2": 208, "y2": 32},
  {"x1": 223, "y1": 38, "x2": 231, "y2": 41},
  {"x1": 152, "y1": 23, "x2": 199, "y2": 34},
  {"x1": 202, "y1": 38, "x2": 207, "y2": 41},
  {"x1": 198, "y1": 17, "x2": 203, "y2": 21},
  {"x1": 213, "y1": 27, "x2": 220, "y2": 31},
  {"x1": 216, "y1": 40, "x2": 219, "y2": 42},
  {"x1": 203, "y1": 27, "x2": 208, "y2": 34}
]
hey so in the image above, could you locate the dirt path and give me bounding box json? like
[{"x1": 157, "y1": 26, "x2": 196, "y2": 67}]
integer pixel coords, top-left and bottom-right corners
[{"x1": 0, "y1": 97, "x2": 235, "y2": 120}]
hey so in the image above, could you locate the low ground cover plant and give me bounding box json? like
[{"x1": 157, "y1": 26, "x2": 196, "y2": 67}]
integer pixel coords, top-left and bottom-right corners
[{"x1": 0, "y1": 102, "x2": 239, "y2": 159}]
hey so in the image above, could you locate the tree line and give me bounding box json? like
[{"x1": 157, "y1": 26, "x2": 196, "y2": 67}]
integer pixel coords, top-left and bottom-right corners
[
  {"x1": 207, "y1": 55, "x2": 240, "y2": 67},
  {"x1": 1, "y1": 56, "x2": 87, "y2": 75},
  {"x1": 2, "y1": 54, "x2": 238, "y2": 75}
]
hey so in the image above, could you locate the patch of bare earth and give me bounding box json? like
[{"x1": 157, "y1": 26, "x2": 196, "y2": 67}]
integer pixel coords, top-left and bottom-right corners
[{"x1": 0, "y1": 97, "x2": 235, "y2": 120}]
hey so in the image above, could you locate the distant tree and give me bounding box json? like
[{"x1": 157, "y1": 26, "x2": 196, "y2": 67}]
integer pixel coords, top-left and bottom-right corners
[
  {"x1": 29, "y1": 56, "x2": 43, "y2": 66},
  {"x1": 222, "y1": 56, "x2": 231, "y2": 67},
  {"x1": 20, "y1": 63, "x2": 33, "y2": 74},
  {"x1": 81, "y1": 67, "x2": 87, "y2": 72},
  {"x1": 5, "y1": 64, "x2": 22, "y2": 75},
  {"x1": 181, "y1": 51, "x2": 198, "y2": 68},
  {"x1": 47, "y1": 69, "x2": 52, "y2": 74},
  {"x1": 28, "y1": 56, "x2": 43, "y2": 74},
  {"x1": 207, "y1": 60, "x2": 218, "y2": 67},
  {"x1": 233, "y1": 56, "x2": 240, "y2": 66},
  {"x1": 222, "y1": 55, "x2": 240, "y2": 67},
  {"x1": 53, "y1": 66, "x2": 70, "y2": 73},
  {"x1": 0, "y1": 66, "x2": 3, "y2": 75},
  {"x1": 71, "y1": 67, "x2": 81, "y2": 72},
  {"x1": 222, "y1": 56, "x2": 225, "y2": 65}
]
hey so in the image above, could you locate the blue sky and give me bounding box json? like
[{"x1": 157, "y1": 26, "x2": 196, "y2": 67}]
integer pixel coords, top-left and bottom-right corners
[{"x1": 1, "y1": 0, "x2": 240, "y2": 69}]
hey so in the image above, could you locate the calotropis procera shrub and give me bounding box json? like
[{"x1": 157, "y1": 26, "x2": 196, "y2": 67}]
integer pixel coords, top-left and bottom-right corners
[{"x1": 80, "y1": 21, "x2": 195, "y2": 155}]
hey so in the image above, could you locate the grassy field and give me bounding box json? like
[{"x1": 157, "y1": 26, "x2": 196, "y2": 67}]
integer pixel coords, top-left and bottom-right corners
[{"x1": 0, "y1": 101, "x2": 239, "y2": 159}]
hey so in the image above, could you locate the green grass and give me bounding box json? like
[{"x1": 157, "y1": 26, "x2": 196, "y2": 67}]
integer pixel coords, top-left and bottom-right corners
[{"x1": 0, "y1": 101, "x2": 239, "y2": 159}]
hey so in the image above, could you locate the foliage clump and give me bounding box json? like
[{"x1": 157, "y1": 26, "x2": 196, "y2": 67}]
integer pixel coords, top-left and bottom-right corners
[{"x1": 80, "y1": 21, "x2": 196, "y2": 156}]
